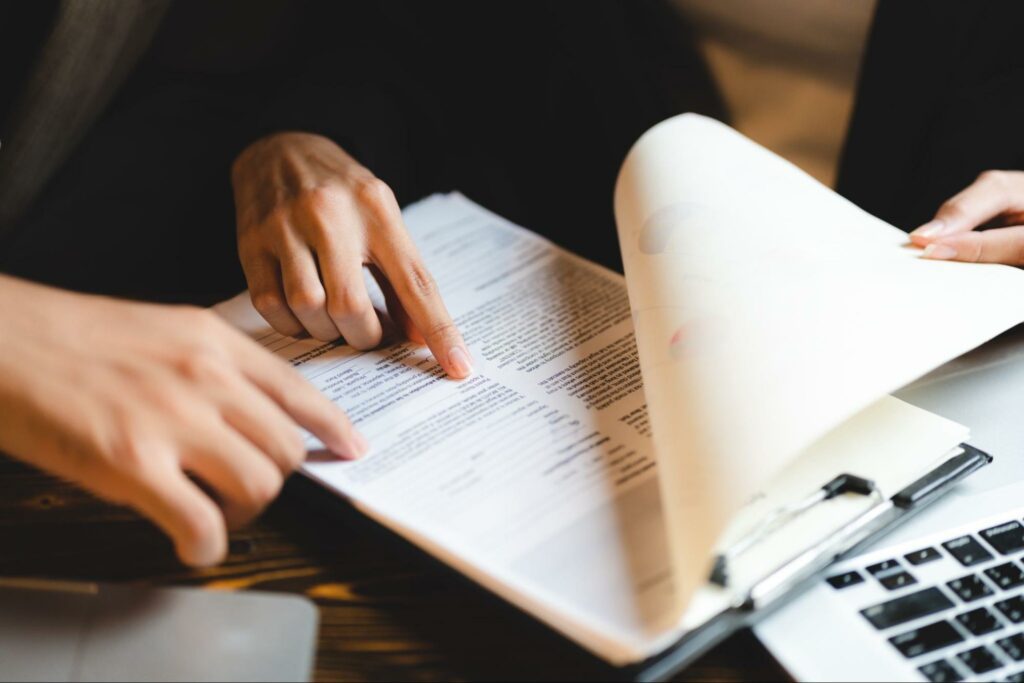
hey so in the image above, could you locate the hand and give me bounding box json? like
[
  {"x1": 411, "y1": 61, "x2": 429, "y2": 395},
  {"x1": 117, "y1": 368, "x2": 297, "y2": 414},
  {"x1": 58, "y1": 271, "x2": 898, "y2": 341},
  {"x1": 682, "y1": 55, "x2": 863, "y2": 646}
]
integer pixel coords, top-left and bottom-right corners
[
  {"x1": 231, "y1": 132, "x2": 474, "y2": 379},
  {"x1": 910, "y1": 170, "x2": 1024, "y2": 264},
  {"x1": 0, "y1": 276, "x2": 367, "y2": 567}
]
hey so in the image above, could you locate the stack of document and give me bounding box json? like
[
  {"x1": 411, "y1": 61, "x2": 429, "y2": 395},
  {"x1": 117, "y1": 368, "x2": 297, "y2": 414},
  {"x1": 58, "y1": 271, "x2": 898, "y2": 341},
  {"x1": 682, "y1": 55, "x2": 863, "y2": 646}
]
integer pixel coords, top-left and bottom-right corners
[{"x1": 216, "y1": 115, "x2": 1024, "y2": 669}]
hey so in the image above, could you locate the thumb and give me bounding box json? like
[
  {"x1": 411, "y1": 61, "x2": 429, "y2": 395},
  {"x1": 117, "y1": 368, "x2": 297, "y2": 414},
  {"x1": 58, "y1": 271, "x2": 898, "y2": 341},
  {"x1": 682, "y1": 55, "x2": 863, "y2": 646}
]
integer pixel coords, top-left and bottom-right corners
[
  {"x1": 910, "y1": 171, "x2": 1024, "y2": 246},
  {"x1": 921, "y1": 224, "x2": 1024, "y2": 266}
]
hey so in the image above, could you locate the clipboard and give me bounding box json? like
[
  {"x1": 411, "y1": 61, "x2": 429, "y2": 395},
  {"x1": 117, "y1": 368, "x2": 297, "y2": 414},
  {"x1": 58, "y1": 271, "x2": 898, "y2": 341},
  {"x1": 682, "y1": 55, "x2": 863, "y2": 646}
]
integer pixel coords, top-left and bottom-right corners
[{"x1": 626, "y1": 443, "x2": 991, "y2": 682}]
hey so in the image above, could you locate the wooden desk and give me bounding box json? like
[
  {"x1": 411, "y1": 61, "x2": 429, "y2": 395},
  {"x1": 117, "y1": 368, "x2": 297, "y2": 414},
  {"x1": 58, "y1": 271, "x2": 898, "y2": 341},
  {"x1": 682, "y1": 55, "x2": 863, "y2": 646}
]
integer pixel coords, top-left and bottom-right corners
[{"x1": 0, "y1": 454, "x2": 789, "y2": 682}]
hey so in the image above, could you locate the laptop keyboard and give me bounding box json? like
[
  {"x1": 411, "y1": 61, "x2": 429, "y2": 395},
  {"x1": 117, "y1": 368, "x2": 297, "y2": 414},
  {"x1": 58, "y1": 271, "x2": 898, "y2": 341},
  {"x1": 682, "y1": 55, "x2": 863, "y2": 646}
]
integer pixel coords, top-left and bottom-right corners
[{"x1": 827, "y1": 519, "x2": 1024, "y2": 682}]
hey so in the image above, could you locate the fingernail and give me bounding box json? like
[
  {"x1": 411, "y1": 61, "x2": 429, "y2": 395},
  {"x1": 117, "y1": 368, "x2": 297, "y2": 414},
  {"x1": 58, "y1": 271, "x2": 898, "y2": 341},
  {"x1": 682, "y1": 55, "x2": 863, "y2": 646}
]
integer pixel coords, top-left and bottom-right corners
[
  {"x1": 922, "y1": 243, "x2": 958, "y2": 260},
  {"x1": 447, "y1": 346, "x2": 474, "y2": 378},
  {"x1": 912, "y1": 220, "x2": 946, "y2": 238}
]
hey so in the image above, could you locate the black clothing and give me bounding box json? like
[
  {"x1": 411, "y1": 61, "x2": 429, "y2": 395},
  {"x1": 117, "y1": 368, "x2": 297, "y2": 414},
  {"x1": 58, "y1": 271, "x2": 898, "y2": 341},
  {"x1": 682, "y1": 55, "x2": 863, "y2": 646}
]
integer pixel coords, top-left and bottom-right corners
[
  {"x1": 839, "y1": 1, "x2": 1024, "y2": 231},
  {"x1": 1, "y1": 0, "x2": 1022, "y2": 302},
  {"x1": 0, "y1": 1, "x2": 57, "y2": 138}
]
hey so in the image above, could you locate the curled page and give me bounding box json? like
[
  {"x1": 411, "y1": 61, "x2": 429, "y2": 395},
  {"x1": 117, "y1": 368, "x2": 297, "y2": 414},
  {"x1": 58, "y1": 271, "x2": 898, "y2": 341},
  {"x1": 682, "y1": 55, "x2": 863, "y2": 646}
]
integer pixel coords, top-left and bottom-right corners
[{"x1": 614, "y1": 114, "x2": 1024, "y2": 607}]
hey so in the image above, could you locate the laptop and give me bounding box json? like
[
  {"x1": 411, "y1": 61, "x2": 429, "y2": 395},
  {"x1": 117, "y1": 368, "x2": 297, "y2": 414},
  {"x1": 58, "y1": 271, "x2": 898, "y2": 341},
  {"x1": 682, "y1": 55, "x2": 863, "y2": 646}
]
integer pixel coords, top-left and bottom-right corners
[
  {"x1": 757, "y1": 325, "x2": 1024, "y2": 682},
  {"x1": 0, "y1": 581, "x2": 318, "y2": 682}
]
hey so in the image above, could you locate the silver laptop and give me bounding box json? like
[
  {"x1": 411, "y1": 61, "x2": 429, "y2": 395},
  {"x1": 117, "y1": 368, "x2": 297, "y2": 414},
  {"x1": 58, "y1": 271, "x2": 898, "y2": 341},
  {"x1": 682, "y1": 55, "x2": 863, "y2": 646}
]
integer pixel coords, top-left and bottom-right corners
[
  {"x1": 757, "y1": 325, "x2": 1024, "y2": 682},
  {"x1": 0, "y1": 581, "x2": 318, "y2": 682}
]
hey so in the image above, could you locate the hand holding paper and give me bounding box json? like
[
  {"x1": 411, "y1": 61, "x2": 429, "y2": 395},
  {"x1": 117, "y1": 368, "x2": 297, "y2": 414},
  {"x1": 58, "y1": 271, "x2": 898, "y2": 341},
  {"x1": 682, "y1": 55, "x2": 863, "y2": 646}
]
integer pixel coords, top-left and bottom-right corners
[{"x1": 911, "y1": 169, "x2": 1024, "y2": 264}]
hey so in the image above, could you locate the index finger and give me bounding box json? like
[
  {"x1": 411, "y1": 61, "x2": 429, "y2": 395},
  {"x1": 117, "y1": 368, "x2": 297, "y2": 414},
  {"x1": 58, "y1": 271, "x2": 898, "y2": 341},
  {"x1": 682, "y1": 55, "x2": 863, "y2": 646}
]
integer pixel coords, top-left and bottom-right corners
[
  {"x1": 371, "y1": 224, "x2": 474, "y2": 379},
  {"x1": 224, "y1": 327, "x2": 368, "y2": 458}
]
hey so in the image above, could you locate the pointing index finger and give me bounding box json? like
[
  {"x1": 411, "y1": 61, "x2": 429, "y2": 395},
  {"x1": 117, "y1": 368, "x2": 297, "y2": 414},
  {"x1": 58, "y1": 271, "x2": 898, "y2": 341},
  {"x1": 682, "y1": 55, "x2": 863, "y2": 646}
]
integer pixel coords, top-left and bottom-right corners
[
  {"x1": 225, "y1": 328, "x2": 369, "y2": 458},
  {"x1": 369, "y1": 214, "x2": 473, "y2": 380}
]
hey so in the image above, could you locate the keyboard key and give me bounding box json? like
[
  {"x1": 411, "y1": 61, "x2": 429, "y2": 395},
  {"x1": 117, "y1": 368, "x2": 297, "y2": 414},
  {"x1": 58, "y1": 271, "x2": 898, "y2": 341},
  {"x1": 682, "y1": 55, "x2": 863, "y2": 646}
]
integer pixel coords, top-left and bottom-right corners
[
  {"x1": 947, "y1": 574, "x2": 994, "y2": 602},
  {"x1": 867, "y1": 559, "x2": 901, "y2": 575},
  {"x1": 956, "y1": 646, "x2": 1002, "y2": 675},
  {"x1": 861, "y1": 587, "x2": 955, "y2": 630},
  {"x1": 988, "y1": 563, "x2": 1024, "y2": 591},
  {"x1": 998, "y1": 633, "x2": 1024, "y2": 661},
  {"x1": 982, "y1": 522, "x2": 1024, "y2": 555},
  {"x1": 907, "y1": 547, "x2": 943, "y2": 566},
  {"x1": 866, "y1": 558, "x2": 918, "y2": 590},
  {"x1": 879, "y1": 571, "x2": 918, "y2": 591},
  {"x1": 956, "y1": 607, "x2": 1003, "y2": 636},
  {"x1": 826, "y1": 570, "x2": 864, "y2": 590},
  {"x1": 918, "y1": 660, "x2": 963, "y2": 682},
  {"x1": 944, "y1": 536, "x2": 995, "y2": 567},
  {"x1": 997, "y1": 596, "x2": 1024, "y2": 623},
  {"x1": 889, "y1": 621, "x2": 963, "y2": 658}
]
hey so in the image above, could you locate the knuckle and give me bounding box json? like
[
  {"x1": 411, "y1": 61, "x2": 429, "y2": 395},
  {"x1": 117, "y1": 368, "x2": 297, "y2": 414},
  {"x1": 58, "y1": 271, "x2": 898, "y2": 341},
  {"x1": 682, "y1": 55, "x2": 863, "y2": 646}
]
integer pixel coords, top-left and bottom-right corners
[
  {"x1": 425, "y1": 319, "x2": 459, "y2": 344},
  {"x1": 297, "y1": 185, "x2": 334, "y2": 215},
  {"x1": 977, "y1": 170, "x2": 1012, "y2": 201},
  {"x1": 938, "y1": 198, "x2": 967, "y2": 220},
  {"x1": 108, "y1": 427, "x2": 154, "y2": 474},
  {"x1": 978, "y1": 169, "x2": 1007, "y2": 185},
  {"x1": 404, "y1": 259, "x2": 437, "y2": 300},
  {"x1": 286, "y1": 285, "x2": 326, "y2": 314},
  {"x1": 175, "y1": 348, "x2": 227, "y2": 384},
  {"x1": 327, "y1": 287, "x2": 371, "y2": 320},
  {"x1": 309, "y1": 217, "x2": 338, "y2": 244},
  {"x1": 251, "y1": 290, "x2": 286, "y2": 317},
  {"x1": 354, "y1": 177, "x2": 394, "y2": 213}
]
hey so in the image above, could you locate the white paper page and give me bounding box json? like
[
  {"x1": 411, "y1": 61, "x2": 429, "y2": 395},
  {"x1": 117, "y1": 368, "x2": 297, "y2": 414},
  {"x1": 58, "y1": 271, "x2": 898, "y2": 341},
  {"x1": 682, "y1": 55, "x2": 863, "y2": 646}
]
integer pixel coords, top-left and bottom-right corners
[
  {"x1": 613, "y1": 114, "x2": 1024, "y2": 607},
  {"x1": 216, "y1": 194, "x2": 681, "y2": 664}
]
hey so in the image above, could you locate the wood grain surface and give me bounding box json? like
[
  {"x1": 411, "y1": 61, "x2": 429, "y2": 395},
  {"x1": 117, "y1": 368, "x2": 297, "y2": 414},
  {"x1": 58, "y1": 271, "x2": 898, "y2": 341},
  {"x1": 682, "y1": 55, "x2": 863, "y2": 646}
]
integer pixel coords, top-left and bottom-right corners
[{"x1": 0, "y1": 454, "x2": 790, "y2": 682}]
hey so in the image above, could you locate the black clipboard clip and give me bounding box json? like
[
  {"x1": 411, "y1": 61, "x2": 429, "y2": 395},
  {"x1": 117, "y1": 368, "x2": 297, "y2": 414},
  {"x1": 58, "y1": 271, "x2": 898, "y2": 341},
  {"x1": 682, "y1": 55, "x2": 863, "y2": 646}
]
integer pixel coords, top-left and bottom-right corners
[{"x1": 710, "y1": 473, "x2": 880, "y2": 588}]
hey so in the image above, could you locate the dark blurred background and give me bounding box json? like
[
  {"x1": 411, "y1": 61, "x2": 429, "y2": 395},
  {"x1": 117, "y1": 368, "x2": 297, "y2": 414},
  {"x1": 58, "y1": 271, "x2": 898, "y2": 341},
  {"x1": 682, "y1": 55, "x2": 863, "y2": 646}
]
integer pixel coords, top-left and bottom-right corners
[{"x1": 1, "y1": 1, "x2": 1022, "y2": 303}]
